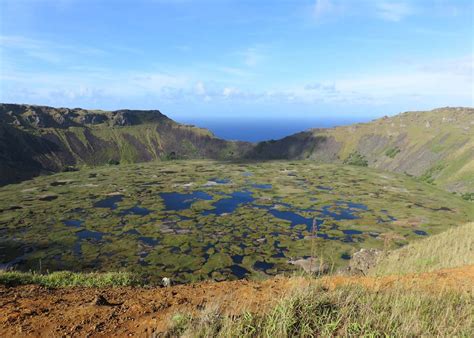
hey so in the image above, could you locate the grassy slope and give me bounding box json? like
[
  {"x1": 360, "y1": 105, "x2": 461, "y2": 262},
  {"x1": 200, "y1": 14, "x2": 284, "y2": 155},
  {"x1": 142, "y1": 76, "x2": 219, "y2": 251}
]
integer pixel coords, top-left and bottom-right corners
[
  {"x1": 170, "y1": 281, "x2": 472, "y2": 337},
  {"x1": 0, "y1": 271, "x2": 138, "y2": 288},
  {"x1": 370, "y1": 222, "x2": 474, "y2": 275},
  {"x1": 315, "y1": 107, "x2": 474, "y2": 192}
]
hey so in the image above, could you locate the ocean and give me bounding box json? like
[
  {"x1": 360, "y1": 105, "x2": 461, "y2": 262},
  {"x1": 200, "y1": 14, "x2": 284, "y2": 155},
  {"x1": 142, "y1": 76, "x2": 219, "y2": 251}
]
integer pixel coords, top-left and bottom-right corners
[{"x1": 180, "y1": 118, "x2": 366, "y2": 142}]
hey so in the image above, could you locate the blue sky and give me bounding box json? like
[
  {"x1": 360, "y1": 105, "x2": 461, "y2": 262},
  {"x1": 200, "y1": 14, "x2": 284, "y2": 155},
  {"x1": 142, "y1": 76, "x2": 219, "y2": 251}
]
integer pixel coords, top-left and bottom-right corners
[{"x1": 0, "y1": 0, "x2": 473, "y2": 122}]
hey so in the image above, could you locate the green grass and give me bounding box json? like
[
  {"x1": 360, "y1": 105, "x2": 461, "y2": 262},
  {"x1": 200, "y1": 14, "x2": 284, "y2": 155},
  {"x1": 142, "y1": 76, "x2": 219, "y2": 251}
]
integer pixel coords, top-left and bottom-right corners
[
  {"x1": 461, "y1": 192, "x2": 474, "y2": 201},
  {"x1": 385, "y1": 147, "x2": 400, "y2": 158},
  {"x1": 342, "y1": 152, "x2": 368, "y2": 167},
  {"x1": 0, "y1": 271, "x2": 140, "y2": 288},
  {"x1": 169, "y1": 283, "x2": 473, "y2": 337},
  {"x1": 419, "y1": 164, "x2": 445, "y2": 185},
  {"x1": 370, "y1": 222, "x2": 474, "y2": 276}
]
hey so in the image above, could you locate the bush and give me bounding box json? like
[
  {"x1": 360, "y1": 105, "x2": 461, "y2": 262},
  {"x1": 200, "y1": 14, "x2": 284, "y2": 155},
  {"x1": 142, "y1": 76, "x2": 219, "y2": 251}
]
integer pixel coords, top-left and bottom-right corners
[
  {"x1": 343, "y1": 152, "x2": 368, "y2": 167},
  {"x1": 385, "y1": 147, "x2": 400, "y2": 158},
  {"x1": 419, "y1": 164, "x2": 444, "y2": 184},
  {"x1": 461, "y1": 192, "x2": 474, "y2": 201},
  {"x1": 108, "y1": 159, "x2": 120, "y2": 165}
]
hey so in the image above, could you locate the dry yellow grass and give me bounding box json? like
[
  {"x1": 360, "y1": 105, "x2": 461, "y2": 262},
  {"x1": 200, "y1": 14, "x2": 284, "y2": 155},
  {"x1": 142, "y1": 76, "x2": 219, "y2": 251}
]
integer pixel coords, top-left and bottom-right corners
[{"x1": 370, "y1": 222, "x2": 474, "y2": 276}]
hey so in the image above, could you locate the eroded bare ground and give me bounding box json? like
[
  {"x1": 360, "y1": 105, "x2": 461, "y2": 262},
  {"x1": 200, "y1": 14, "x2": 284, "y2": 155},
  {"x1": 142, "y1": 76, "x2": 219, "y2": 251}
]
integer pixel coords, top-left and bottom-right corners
[{"x1": 1, "y1": 265, "x2": 473, "y2": 337}]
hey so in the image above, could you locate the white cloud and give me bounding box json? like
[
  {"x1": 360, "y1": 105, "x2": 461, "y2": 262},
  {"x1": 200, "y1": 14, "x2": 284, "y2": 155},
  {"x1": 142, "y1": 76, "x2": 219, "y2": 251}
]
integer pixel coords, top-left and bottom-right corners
[
  {"x1": 313, "y1": 0, "x2": 334, "y2": 20},
  {"x1": 222, "y1": 87, "x2": 237, "y2": 97},
  {"x1": 375, "y1": 1, "x2": 414, "y2": 22},
  {"x1": 194, "y1": 81, "x2": 207, "y2": 96}
]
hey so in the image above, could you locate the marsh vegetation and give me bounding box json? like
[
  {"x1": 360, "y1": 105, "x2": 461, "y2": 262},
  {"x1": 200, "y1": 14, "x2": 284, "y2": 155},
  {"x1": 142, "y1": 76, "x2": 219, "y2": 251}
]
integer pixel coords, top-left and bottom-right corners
[{"x1": 1, "y1": 160, "x2": 471, "y2": 283}]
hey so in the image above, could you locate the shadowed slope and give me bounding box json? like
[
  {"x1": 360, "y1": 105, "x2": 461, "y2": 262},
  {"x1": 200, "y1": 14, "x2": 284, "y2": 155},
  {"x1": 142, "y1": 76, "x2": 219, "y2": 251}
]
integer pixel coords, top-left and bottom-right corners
[{"x1": 0, "y1": 104, "x2": 252, "y2": 185}]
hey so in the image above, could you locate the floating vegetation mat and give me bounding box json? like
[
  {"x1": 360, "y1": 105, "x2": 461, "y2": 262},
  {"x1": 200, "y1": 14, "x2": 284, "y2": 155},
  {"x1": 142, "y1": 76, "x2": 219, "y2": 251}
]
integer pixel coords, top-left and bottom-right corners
[{"x1": 0, "y1": 160, "x2": 472, "y2": 283}]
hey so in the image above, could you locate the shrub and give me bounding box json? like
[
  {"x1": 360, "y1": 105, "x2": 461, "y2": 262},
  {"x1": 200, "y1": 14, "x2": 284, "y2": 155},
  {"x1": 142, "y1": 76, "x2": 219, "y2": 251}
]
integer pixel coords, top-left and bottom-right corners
[
  {"x1": 343, "y1": 152, "x2": 368, "y2": 167},
  {"x1": 385, "y1": 147, "x2": 400, "y2": 158},
  {"x1": 461, "y1": 192, "x2": 474, "y2": 201}
]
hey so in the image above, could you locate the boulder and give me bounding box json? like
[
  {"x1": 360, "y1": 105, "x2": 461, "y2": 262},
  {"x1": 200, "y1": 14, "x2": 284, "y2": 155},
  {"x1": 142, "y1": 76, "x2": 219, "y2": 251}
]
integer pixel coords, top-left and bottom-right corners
[
  {"x1": 288, "y1": 257, "x2": 329, "y2": 274},
  {"x1": 339, "y1": 248, "x2": 383, "y2": 276}
]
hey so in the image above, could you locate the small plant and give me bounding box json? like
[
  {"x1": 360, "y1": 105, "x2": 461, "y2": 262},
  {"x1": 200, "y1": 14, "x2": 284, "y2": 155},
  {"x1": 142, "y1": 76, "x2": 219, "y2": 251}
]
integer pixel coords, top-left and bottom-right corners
[
  {"x1": 461, "y1": 192, "x2": 473, "y2": 201},
  {"x1": 108, "y1": 159, "x2": 120, "y2": 165},
  {"x1": 385, "y1": 147, "x2": 400, "y2": 158},
  {"x1": 419, "y1": 164, "x2": 444, "y2": 184},
  {"x1": 343, "y1": 152, "x2": 368, "y2": 167}
]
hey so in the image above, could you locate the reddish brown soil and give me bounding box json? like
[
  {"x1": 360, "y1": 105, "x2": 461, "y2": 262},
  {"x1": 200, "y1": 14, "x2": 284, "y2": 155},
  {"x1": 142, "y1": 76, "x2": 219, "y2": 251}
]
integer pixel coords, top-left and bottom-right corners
[{"x1": 1, "y1": 265, "x2": 473, "y2": 337}]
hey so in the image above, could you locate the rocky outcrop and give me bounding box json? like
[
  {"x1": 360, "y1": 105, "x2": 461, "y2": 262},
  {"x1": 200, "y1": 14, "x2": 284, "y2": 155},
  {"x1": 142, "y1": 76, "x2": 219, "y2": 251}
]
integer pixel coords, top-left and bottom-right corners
[
  {"x1": 339, "y1": 248, "x2": 384, "y2": 276},
  {"x1": 288, "y1": 257, "x2": 329, "y2": 274}
]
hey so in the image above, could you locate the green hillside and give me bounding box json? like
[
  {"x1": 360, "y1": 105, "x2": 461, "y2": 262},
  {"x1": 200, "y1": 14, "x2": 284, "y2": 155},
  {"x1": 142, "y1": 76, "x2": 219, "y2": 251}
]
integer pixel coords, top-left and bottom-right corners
[
  {"x1": 0, "y1": 104, "x2": 251, "y2": 185},
  {"x1": 1, "y1": 104, "x2": 473, "y2": 192},
  {"x1": 370, "y1": 222, "x2": 474, "y2": 275},
  {"x1": 249, "y1": 107, "x2": 474, "y2": 192}
]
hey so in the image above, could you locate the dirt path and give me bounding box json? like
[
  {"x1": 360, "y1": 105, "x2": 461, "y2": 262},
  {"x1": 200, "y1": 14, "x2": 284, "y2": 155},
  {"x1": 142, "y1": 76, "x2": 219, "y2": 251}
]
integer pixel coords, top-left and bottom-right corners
[{"x1": 1, "y1": 265, "x2": 473, "y2": 337}]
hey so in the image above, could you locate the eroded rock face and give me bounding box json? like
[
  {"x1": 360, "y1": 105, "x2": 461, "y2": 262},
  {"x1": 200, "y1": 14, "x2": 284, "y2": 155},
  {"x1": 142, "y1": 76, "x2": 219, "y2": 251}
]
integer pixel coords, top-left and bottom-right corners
[{"x1": 339, "y1": 248, "x2": 383, "y2": 276}]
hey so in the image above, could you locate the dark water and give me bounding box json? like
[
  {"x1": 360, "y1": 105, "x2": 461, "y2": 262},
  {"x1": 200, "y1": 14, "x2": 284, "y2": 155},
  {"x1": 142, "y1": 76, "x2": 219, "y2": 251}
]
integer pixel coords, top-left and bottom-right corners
[
  {"x1": 76, "y1": 229, "x2": 104, "y2": 240},
  {"x1": 267, "y1": 209, "x2": 318, "y2": 231},
  {"x1": 62, "y1": 220, "x2": 84, "y2": 228},
  {"x1": 230, "y1": 264, "x2": 250, "y2": 278},
  {"x1": 252, "y1": 184, "x2": 272, "y2": 190},
  {"x1": 210, "y1": 178, "x2": 231, "y2": 184},
  {"x1": 203, "y1": 190, "x2": 255, "y2": 215},
  {"x1": 341, "y1": 253, "x2": 351, "y2": 260},
  {"x1": 321, "y1": 202, "x2": 367, "y2": 220},
  {"x1": 138, "y1": 236, "x2": 159, "y2": 246},
  {"x1": 119, "y1": 205, "x2": 151, "y2": 216},
  {"x1": 181, "y1": 118, "x2": 362, "y2": 142},
  {"x1": 93, "y1": 195, "x2": 123, "y2": 210},
  {"x1": 414, "y1": 230, "x2": 428, "y2": 236},
  {"x1": 159, "y1": 191, "x2": 213, "y2": 211},
  {"x1": 342, "y1": 229, "x2": 363, "y2": 235},
  {"x1": 59, "y1": 188, "x2": 376, "y2": 278},
  {"x1": 232, "y1": 254, "x2": 244, "y2": 264},
  {"x1": 253, "y1": 261, "x2": 274, "y2": 272}
]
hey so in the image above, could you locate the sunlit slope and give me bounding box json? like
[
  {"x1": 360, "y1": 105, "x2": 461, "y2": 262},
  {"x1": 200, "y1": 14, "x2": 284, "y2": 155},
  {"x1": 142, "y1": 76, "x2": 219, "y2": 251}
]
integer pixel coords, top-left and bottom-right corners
[
  {"x1": 249, "y1": 107, "x2": 474, "y2": 192},
  {"x1": 371, "y1": 222, "x2": 474, "y2": 275}
]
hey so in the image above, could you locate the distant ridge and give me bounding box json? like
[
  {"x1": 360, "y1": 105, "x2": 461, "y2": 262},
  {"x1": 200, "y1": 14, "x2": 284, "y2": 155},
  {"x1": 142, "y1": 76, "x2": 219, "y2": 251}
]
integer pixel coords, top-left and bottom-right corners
[
  {"x1": 247, "y1": 107, "x2": 474, "y2": 192},
  {"x1": 1, "y1": 104, "x2": 473, "y2": 192},
  {"x1": 0, "y1": 103, "x2": 251, "y2": 185}
]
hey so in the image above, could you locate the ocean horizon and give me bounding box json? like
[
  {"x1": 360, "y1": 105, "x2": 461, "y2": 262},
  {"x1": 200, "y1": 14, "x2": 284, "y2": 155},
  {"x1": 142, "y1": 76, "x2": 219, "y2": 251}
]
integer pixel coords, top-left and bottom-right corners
[{"x1": 179, "y1": 117, "x2": 369, "y2": 142}]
